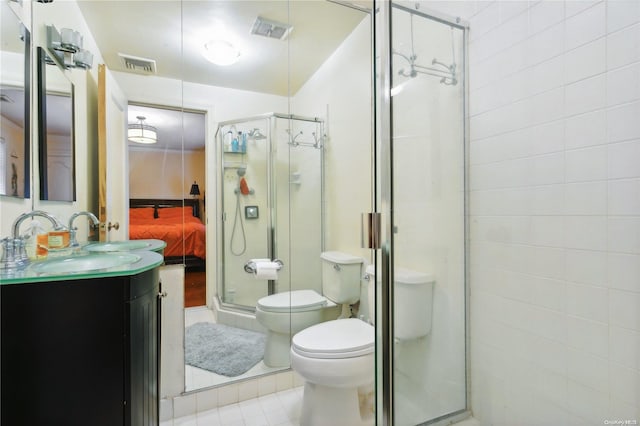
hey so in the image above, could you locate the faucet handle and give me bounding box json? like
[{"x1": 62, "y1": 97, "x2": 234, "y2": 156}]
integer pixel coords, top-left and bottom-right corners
[
  {"x1": 14, "y1": 237, "x2": 28, "y2": 267},
  {"x1": 1, "y1": 238, "x2": 17, "y2": 271}
]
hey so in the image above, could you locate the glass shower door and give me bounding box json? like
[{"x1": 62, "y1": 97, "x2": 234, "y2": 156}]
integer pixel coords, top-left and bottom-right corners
[{"x1": 375, "y1": 2, "x2": 469, "y2": 425}]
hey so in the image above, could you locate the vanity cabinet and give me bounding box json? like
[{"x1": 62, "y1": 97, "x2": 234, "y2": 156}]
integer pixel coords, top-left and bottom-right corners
[{"x1": 1, "y1": 267, "x2": 160, "y2": 426}]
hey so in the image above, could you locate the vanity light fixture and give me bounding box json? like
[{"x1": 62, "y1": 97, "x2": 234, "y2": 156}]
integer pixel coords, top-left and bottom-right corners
[
  {"x1": 46, "y1": 25, "x2": 94, "y2": 70},
  {"x1": 128, "y1": 116, "x2": 157, "y2": 144},
  {"x1": 202, "y1": 39, "x2": 241, "y2": 66}
]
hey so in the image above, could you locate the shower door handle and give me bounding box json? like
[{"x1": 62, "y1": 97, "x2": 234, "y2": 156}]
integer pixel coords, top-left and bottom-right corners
[{"x1": 361, "y1": 212, "x2": 382, "y2": 249}]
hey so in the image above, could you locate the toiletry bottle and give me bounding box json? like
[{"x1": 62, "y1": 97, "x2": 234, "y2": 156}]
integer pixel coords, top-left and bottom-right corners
[
  {"x1": 232, "y1": 134, "x2": 239, "y2": 152},
  {"x1": 48, "y1": 228, "x2": 70, "y2": 250},
  {"x1": 36, "y1": 225, "x2": 49, "y2": 259},
  {"x1": 224, "y1": 131, "x2": 233, "y2": 152},
  {"x1": 24, "y1": 221, "x2": 45, "y2": 260},
  {"x1": 241, "y1": 132, "x2": 247, "y2": 153}
]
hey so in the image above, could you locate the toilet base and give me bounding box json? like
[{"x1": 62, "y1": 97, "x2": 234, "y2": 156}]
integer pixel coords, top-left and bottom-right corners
[
  {"x1": 300, "y1": 382, "x2": 374, "y2": 426},
  {"x1": 263, "y1": 330, "x2": 291, "y2": 368}
]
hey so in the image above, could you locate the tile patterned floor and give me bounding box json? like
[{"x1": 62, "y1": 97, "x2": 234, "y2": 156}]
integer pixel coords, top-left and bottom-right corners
[{"x1": 162, "y1": 386, "x2": 304, "y2": 426}]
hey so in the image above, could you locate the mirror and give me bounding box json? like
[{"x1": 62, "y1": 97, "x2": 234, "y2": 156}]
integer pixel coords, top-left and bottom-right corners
[
  {"x1": 0, "y1": 2, "x2": 30, "y2": 198},
  {"x1": 37, "y1": 46, "x2": 76, "y2": 201},
  {"x1": 68, "y1": 0, "x2": 372, "y2": 395}
]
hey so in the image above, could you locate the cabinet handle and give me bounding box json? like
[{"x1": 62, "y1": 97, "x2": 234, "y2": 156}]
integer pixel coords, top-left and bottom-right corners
[
  {"x1": 108, "y1": 221, "x2": 120, "y2": 231},
  {"x1": 157, "y1": 291, "x2": 168, "y2": 299}
]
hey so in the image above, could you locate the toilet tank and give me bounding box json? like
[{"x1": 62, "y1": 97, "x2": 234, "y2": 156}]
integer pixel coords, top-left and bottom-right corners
[
  {"x1": 395, "y1": 268, "x2": 435, "y2": 340},
  {"x1": 364, "y1": 265, "x2": 435, "y2": 340},
  {"x1": 320, "y1": 251, "x2": 364, "y2": 304}
]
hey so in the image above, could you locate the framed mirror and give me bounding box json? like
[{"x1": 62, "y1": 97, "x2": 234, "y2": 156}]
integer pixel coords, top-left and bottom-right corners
[
  {"x1": 37, "y1": 46, "x2": 75, "y2": 201},
  {"x1": 0, "y1": 2, "x2": 30, "y2": 198}
]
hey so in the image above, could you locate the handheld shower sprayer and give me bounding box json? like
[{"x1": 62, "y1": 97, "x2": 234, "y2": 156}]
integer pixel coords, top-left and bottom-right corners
[{"x1": 234, "y1": 167, "x2": 253, "y2": 195}]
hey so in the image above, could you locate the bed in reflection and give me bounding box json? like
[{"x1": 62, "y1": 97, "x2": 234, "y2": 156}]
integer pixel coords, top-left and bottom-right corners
[{"x1": 129, "y1": 198, "x2": 205, "y2": 270}]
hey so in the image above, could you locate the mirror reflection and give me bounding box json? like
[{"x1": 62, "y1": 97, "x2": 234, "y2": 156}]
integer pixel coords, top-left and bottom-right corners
[
  {"x1": 37, "y1": 47, "x2": 75, "y2": 201},
  {"x1": 0, "y1": 2, "x2": 30, "y2": 198},
  {"x1": 72, "y1": 0, "x2": 372, "y2": 394}
]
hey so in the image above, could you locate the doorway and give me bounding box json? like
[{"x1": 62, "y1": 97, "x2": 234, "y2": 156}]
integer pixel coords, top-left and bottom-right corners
[{"x1": 127, "y1": 103, "x2": 207, "y2": 309}]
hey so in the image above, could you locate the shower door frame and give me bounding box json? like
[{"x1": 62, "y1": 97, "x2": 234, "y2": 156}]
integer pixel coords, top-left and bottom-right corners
[
  {"x1": 374, "y1": 2, "x2": 471, "y2": 425},
  {"x1": 216, "y1": 113, "x2": 327, "y2": 313}
]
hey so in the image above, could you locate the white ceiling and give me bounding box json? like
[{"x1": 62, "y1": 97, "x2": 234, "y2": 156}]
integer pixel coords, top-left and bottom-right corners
[{"x1": 76, "y1": 1, "x2": 369, "y2": 151}]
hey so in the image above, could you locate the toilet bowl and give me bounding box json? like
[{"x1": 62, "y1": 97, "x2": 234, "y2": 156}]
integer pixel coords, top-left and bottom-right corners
[
  {"x1": 255, "y1": 290, "x2": 340, "y2": 367},
  {"x1": 255, "y1": 252, "x2": 364, "y2": 368},
  {"x1": 290, "y1": 264, "x2": 435, "y2": 425},
  {"x1": 291, "y1": 318, "x2": 375, "y2": 426}
]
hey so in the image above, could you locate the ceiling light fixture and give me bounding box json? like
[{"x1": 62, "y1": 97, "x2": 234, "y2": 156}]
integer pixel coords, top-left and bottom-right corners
[
  {"x1": 202, "y1": 39, "x2": 241, "y2": 66},
  {"x1": 128, "y1": 116, "x2": 157, "y2": 144}
]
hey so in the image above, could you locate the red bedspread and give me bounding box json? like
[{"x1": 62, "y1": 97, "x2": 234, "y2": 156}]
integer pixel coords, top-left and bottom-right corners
[{"x1": 129, "y1": 207, "x2": 206, "y2": 259}]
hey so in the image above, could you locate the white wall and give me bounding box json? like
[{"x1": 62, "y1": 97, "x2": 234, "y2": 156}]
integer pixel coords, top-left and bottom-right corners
[
  {"x1": 129, "y1": 148, "x2": 205, "y2": 199},
  {"x1": 292, "y1": 17, "x2": 373, "y2": 262},
  {"x1": 441, "y1": 0, "x2": 640, "y2": 423}
]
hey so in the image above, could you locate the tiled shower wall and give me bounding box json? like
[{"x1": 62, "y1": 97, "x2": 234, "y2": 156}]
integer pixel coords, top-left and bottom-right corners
[{"x1": 464, "y1": 0, "x2": 640, "y2": 423}]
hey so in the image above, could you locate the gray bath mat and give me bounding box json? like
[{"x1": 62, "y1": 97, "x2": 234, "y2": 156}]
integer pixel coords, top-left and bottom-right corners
[{"x1": 185, "y1": 322, "x2": 266, "y2": 377}]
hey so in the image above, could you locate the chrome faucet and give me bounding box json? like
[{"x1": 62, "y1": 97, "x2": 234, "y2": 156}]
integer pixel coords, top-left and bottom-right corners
[
  {"x1": 12, "y1": 210, "x2": 64, "y2": 239},
  {"x1": 68, "y1": 211, "x2": 100, "y2": 247}
]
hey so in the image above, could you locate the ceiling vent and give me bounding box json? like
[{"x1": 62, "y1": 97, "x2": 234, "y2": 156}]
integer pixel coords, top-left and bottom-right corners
[
  {"x1": 118, "y1": 53, "x2": 157, "y2": 75},
  {"x1": 250, "y1": 17, "x2": 293, "y2": 40}
]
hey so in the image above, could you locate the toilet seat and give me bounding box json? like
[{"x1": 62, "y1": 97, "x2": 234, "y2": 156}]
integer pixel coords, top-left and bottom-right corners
[
  {"x1": 292, "y1": 318, "x2": 374, "y2": 359},
  {"x1": 257, "y1": 289, "x2": 327, "y2": 313}
]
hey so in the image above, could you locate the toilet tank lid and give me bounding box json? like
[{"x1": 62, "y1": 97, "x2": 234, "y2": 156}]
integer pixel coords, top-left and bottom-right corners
[
  {"x1": 364, "y1": 265, "x2": 434, "y2": 284},
  {"x1": 320, "y1": 251, "x2": 364, "y2": 265}
]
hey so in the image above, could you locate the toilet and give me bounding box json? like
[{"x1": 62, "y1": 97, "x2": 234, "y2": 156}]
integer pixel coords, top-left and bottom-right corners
[
  {"x1": 291, "y1": 265, "x2": 434, "y2": 426},
  {"x1": 373, "y1": 265, "x2": 435, "y2": 340},
  {"x1": 255, "y1": 251, "x2": 364, "y2": 367}
]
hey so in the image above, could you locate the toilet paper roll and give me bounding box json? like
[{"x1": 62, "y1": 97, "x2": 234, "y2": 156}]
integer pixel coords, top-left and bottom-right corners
[{"x1": 254, "y1": 261, "x2": 279, "y2": 280}]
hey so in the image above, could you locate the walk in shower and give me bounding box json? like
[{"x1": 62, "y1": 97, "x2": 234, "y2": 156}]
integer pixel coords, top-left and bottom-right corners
[
  {"x1": 216, "y1": 113, "x2": 326, "y2": 311},
  {"x1": 375, "y1": 3, "x2": 469, "y2": 425}
]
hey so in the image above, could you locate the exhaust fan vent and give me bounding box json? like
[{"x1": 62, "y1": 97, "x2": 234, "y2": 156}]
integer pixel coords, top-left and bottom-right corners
[
  {"x1": 118, "y1": 53, "x2": 157, "y2": 75},
  {"x1": 250, "y1": 17, "x2": 293, "y2": 40}
]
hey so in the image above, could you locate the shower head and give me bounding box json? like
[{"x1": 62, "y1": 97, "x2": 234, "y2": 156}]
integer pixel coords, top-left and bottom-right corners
[{"x1": 248, "y1": 128, "x2": 266, "y2": 140}]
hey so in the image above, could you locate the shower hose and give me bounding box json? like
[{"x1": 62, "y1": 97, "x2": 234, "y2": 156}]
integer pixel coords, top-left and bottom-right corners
[{"x1": 230, "y1": 190, "x2": 247, "y2": 256}]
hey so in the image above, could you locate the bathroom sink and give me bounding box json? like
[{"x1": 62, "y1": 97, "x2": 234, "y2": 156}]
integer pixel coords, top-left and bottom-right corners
[
  {"x1": 30, "y1": 253, "x2": 142, "y2": 275},
  {"x1": 83, "y1": 240, "x2": 152, "y2": 252}
]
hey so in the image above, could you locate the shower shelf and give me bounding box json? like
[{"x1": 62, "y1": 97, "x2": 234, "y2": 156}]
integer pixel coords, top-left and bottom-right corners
[{"x1": 223, "y1": 161, "x2": 247, "y2": 169}]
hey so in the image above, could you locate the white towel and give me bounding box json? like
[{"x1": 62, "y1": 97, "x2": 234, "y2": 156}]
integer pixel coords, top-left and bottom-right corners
[{"x1": 254, "y1": 261, "x2": 279, "y2": 280}]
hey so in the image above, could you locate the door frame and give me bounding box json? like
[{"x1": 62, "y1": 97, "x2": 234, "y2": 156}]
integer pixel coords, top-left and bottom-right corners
[{"x1": 373, "y1": 1, "x2": 471, "y2": 425}]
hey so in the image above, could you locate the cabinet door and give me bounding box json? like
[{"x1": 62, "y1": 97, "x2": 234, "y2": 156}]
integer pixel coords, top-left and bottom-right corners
[
  {"x1": 127, "y1": 285, "x2": 159, "y2": 426},
  {"x1": 1, "y1": 278, "x2": 125, "y2": 426}
]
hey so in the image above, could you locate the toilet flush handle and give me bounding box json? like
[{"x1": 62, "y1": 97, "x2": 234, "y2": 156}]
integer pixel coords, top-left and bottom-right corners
[{"x1": 333, "y1": 264, "x2": 341, "y2": 272}]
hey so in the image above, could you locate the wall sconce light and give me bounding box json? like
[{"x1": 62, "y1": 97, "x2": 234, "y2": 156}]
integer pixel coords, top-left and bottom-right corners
[
  {"x1": 46, "y1": 25, "x2": 93, "y2": 70},
  {"x1": 189, "y1": 181, "x2": 201, "y2": 198},
  {"x1": 128, "y1": 116, "x2": 157, "y2": 144}
]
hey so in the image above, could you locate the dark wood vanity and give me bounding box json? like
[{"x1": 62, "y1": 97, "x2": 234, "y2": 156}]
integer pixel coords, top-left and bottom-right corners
[{"x1": 1, "y1": 267, "x2": 160, "y2": 426}]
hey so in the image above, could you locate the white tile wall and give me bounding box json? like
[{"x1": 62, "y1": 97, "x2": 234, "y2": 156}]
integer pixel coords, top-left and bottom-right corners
[{"x1": 466, "y1": 0, "x2": 640, "y2": 423}]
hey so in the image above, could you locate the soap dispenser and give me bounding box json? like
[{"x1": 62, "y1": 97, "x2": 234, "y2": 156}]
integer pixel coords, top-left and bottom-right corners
[{"x1": 24, "y1": 220, "x2": 47, "y2": 260}]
